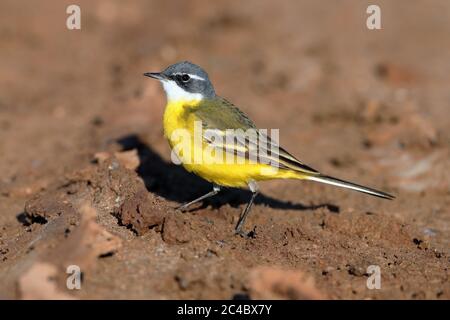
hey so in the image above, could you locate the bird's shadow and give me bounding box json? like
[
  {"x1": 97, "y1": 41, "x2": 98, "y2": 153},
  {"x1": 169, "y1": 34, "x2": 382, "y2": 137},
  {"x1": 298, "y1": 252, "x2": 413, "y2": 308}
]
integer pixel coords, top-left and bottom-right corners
[{"x1": 117, "y1": 135, "x2": 339, "y2": 214}]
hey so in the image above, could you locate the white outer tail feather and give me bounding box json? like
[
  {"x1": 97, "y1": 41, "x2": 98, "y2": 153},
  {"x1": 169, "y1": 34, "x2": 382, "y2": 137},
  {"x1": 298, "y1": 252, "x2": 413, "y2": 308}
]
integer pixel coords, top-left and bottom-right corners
[{"x1": 307, "y1": 175, "x2": 394, "y2": 200}]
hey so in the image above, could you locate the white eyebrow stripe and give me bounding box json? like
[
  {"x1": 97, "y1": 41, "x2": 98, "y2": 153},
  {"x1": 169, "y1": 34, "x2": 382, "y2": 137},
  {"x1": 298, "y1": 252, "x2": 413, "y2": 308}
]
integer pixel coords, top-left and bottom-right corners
[{"x1": 188, "y1": 74, "x2": 205, "y2": 81}]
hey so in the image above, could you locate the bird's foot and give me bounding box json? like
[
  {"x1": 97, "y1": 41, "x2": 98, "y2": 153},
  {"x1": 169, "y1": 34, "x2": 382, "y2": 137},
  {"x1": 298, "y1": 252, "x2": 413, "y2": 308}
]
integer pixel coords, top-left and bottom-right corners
[
  {"x1": 234, "y1": 227, "x2": 256, "y2": 239},
  {"x1": 176, "y1": 203, "x2": 189, "y2": 212}
]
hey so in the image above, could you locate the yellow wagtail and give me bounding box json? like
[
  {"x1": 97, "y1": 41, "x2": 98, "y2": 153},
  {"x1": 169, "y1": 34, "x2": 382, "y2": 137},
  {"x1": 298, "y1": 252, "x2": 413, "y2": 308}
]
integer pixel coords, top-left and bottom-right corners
[{"x1": 144, "y1": 61, "x2": 394, "y2": 237}]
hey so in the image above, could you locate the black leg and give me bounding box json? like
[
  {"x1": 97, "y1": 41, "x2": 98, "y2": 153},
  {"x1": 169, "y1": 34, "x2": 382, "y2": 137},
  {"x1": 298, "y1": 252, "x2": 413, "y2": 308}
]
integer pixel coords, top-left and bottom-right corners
[
  {"x1": 234, "y1": 190, "x2": 259, "y2": 237},
  {"x1": 177, "y1": 185, "x2": 221, "y2": 212}
]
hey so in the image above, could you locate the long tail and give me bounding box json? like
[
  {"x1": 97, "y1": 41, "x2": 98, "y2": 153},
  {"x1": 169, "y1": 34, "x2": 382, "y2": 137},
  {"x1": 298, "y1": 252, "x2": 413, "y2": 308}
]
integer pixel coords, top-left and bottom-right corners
[{"x1": 306, "y1": 175, "x2": 395, "y2": 200}]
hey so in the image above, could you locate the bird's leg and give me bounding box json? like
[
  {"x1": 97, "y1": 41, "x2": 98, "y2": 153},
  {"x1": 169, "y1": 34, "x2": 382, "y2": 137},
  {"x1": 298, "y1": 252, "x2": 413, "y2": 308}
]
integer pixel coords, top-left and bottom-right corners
[
  {"x1": 235, "y1": 181, "x2": 259, "y2": 238},
  {"x1": 177, "y1": 184, "x2": 221, "y2": 212}
]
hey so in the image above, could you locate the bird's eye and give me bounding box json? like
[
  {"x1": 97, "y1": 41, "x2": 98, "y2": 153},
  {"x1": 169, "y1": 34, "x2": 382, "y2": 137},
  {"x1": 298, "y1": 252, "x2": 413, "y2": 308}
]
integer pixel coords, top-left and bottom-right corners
[{"x1": 181, "y1": 74, "x2": 190, "y2": 82}]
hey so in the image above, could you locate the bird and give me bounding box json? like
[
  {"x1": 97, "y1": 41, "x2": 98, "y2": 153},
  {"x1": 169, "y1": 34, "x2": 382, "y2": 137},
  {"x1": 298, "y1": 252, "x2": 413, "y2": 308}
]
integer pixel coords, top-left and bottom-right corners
[{"x1": 144, "y1": 61, "x2": 394, "y2": 237}]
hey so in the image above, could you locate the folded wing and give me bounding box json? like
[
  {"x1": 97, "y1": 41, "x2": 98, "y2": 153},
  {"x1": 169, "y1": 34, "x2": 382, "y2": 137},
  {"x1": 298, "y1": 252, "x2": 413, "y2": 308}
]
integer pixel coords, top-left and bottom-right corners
[{"x1": 193, "y1": 98, "x2": 320, "y2": 176}]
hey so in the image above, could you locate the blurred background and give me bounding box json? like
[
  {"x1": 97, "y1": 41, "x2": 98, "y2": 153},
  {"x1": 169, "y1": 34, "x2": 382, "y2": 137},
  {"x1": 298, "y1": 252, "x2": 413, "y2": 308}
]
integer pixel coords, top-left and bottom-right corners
[{"x1": 0, "y1": 0, "x2": 449, "y2": 299}]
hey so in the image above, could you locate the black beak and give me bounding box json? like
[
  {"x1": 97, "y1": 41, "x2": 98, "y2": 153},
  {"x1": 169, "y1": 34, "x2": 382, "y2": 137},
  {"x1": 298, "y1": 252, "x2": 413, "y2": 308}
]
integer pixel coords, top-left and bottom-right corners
[{"x1": 143, "y1": 72, "x2": 166, "y2": 80}]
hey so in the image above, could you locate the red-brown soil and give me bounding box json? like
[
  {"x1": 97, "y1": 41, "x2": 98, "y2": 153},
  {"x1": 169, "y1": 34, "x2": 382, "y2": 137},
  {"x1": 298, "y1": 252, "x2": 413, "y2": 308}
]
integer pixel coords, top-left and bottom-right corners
[{"x1": 0, "y1": 0, "x2": 448, "y2": 299}]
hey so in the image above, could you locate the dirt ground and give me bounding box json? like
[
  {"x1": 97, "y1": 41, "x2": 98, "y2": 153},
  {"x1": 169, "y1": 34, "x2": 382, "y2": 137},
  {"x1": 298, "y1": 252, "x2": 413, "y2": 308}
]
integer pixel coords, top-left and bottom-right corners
[{"x1": 0, "y1": 0, "x2": 449, "y2": 299}]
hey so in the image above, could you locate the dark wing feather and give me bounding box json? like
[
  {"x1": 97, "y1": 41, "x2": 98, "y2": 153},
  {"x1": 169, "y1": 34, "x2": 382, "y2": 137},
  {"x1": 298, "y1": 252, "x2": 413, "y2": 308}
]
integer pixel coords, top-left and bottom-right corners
[{"x1": 193, "y1": 98, "x2": 320, "y2": 175}]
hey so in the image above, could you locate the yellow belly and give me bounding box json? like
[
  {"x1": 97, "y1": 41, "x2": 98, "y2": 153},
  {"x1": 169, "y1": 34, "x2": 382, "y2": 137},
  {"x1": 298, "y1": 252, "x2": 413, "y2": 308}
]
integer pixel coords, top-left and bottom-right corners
[{"x1": 163, "y1": 100, "x2": 302, "y2": 188}]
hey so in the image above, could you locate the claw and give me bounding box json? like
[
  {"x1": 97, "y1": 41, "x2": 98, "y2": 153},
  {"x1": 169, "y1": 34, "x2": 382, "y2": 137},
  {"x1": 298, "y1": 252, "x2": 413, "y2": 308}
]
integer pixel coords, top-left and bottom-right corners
[
  {"x1": 234, "y1": 227, "x2": 256, "y2": 239},
  {"x1": 235, "y1": 229, "x2": 249, "y2": 238},
  {"x1": 176, "y1": 204, "x2": 189, "y2": 212}
]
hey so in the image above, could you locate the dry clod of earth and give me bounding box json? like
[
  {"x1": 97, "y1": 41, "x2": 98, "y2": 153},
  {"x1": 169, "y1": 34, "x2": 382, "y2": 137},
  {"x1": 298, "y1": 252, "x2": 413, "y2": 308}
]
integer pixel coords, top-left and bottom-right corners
[{"x1": 249, "y1": 266, "x2": 326, "y2": 299}]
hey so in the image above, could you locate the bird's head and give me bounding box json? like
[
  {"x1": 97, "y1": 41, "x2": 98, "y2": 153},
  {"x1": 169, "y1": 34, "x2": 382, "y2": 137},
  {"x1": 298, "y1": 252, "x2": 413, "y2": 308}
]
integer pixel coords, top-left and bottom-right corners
[{"x1": 144, "y1": 61, "x2": 215, "y2": 102}]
